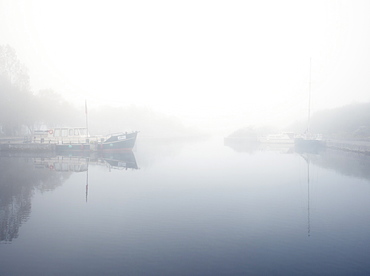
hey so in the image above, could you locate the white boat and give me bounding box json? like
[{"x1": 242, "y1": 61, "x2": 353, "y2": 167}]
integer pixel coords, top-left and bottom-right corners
[
  {"x1": 295, "y1": 132, "x2": 325, "y2": 151},
  {"x1": 260, "y1": 133, "x2": 295, "y2": 144}
]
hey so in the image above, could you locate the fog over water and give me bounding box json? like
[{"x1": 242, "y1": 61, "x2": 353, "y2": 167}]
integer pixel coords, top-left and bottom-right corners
[
  {"x1": 2, "y1": 138, "x2": 370, "y2": 275},
  {"x1": 1, "y1": 0, "x2": 370, "y2": 133},
  {"x1": 2, "y1": 2, "x2": 370, "y2": 275}
]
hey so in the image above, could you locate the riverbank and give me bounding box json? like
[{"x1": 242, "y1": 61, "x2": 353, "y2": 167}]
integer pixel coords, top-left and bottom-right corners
[{"x1": 326, "y1": 140, "x2": 370, "y2": 155}]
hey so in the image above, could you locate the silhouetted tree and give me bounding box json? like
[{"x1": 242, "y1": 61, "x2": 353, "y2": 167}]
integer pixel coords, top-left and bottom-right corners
[
  {"x1": 0, "y1": 45, "x2": 82, "y2": 135},
  {"x1": 0, "y1": 45, "x2": 33, "y2": 136},
  {"x1": 0, "y1": 45, "x2": 30, "y2": 91}
]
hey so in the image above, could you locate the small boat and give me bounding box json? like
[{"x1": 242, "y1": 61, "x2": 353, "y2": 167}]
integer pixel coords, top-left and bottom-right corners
[
  {"x1": 294, "y1": 133, "x2": 326, "y2": 153},
  {"x1": 32, "y1": 127, "x2": 138, "y2": 152},
  {"x1": 260, "y1": 133, "x2": 295, "y2": 144}
]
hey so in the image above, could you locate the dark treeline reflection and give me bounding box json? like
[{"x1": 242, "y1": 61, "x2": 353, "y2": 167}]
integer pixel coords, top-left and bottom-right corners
[
  {"x1": 306, "y1": 149, "x2": 370, "y2": 181},
  {"x1": 0, "y1": 151, "x2": 138, "y2": 242},
  {"x1": 224, "y1": 139, "x2": 370, "y2": 182},
  {"x1": 0, "y1": 156, "x2": 72, "y2": 242}
]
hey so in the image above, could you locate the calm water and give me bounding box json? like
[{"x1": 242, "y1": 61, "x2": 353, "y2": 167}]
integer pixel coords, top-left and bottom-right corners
[{"x1": 1, "y1": 137, "x2": 370, "y2": 275}]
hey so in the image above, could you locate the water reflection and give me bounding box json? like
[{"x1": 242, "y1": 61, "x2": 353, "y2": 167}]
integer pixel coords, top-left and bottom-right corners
[
  {"x1": 97, "y1": 151, "x2": 138, "y2": 171},
  {"x1": 306, "y1": 149, "x2": 370, "y2": 181},
  {"x1": 32, "y1": 151, "x2": 138, "y2": 172},
  {"x1": 299, "y1": 153, "x2": 313, "y2": 238},
  {"x1": 0, "y1": 151, "x2": 138, "y2": 243},
  {"x1": 0, "y1": 155, "x2": 67, "y2": 242},
  {"x1": 226, "y1": 138, "x2": 370, "y2": 244},
  {"x1": 225, "y1": 138, "x2": 370, "y2": 182},
  {"x1": 1, "y1": 139, "x2": 370, "y2": 275},
  {"x1": 224, "y1": 137, "x2": 262, "y2": 154},
  {"x1": 224, "y1": 138, "x2": 295, "y2": 154}
]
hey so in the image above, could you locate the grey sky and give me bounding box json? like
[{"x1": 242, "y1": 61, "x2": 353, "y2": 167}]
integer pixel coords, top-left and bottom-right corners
[{"x1": 1, "y1": 0, "x2": 369, "y2": 132}]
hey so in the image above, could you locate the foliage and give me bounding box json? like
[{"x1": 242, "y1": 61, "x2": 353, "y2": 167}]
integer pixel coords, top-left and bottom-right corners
[
  {"x1": 0, "y1": 45, "x2": 30, "y2": 91},
  {"x1": 0, "y1": 45, "x2": 82, "y2": 136},
  {"x1": 289, "y1": 102, "x2": 370, "y2": 139},
  {"x1": 311, "y1": 103, "x2": 370, "y2": 139},
  {"x1": 0, "y1": 45, "x2": 34, "y2": 135}
]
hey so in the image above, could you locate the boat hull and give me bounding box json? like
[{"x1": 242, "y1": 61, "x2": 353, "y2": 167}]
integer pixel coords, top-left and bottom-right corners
[
  {"x1": 294, "y1": 138, "x2": 326, "y2": 153},
  {"x1": 97, "y1": 132, "x2": 138, "y2": 152},
  {"x1": 56, "y1": 144, "x2": 90, "y2": 152}
]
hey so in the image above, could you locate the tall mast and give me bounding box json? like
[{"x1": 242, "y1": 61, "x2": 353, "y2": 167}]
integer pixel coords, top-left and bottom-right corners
[
  {"x1": 307, "y1": 58, "x2": 312, "y2": 133},
  {"x1": 85, "y1": 100, "x2": 89, "y2": 138}
]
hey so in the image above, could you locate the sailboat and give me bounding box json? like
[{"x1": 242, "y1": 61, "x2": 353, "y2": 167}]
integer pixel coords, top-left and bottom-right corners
[{"x1": 294, "y1": 59, "x2": 326, "y2": 152}]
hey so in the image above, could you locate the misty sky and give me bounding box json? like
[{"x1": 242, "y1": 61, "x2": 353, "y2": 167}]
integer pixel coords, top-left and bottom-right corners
[{"x1": 1, "y1": 0, "x2": 370, "y2": 131}]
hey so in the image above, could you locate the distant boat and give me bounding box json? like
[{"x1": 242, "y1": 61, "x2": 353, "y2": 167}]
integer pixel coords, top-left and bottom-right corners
[
  {"x1": 294, "y1": 59, "x2": 326, "y2": 152},
  {"x1": 32, "y1": 127, "x2": 138, "y2": 152},
  {"x1": 295, "y1": 133, "x2": 325, "y2": 152},
  {"x1": 260, "y1": 133, "x2": 295, "y2": 144}
]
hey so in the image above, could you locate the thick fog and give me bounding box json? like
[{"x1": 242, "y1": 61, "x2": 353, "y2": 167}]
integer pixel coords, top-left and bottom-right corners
[{"x1": 1, "y1": 1, "x2": 370, "y2": 136}]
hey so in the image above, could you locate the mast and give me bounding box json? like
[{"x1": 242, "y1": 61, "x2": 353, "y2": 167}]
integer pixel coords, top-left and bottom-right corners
[
  {"x1": 307, "y1": 58, "x2": 312, "y2": 134},
  {"x1": 85, "y1": 100, "x2": 89, "y2": 138}
]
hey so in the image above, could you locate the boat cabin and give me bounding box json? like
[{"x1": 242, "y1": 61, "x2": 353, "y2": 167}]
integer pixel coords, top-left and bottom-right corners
[{"x1": 33, "y1": 127, "x2": 89, "y2": 144}]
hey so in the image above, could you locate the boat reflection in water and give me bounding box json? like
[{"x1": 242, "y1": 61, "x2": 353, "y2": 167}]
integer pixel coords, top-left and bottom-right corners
[
  {"x1": 33, "y1": 150, "x2": 138, "y2": 172},
  {"x1": 96, "y1": 151, "x2": 139, "y2": 171},
  {"x1": 0, "y1": 150, "x2": 138, "y2": 243},
  {"x1": 3, "y1": 137, "x2": 370, "y2": 275},
  {"x1": 224, "y1": 136, "x2": 295, "y2": 154}
]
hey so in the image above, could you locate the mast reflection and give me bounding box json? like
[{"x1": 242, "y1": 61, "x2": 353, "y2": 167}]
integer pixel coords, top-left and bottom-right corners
[
  {"x1": 32, "y1": 151, "x2": 138, "y2": 172},
  {"x1": 0, "y1": 151, "x2": 138, "y2": 242}
]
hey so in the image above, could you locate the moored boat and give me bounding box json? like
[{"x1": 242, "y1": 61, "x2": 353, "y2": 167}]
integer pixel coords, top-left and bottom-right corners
[
  {"x1": 32, "y1": 127, "x2": 138, "y2": 152},
  {"x1": 294, "y1": 133, "x2": 326, "y2": 153},
  {"x1": 260, "y1": 133, "x2": 295, "y2": 144}
]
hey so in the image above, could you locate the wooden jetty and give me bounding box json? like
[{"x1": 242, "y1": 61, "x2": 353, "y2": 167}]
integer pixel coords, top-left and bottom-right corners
[{"x1": 0, "y1": 141, "x2": 56, "y2": 152}]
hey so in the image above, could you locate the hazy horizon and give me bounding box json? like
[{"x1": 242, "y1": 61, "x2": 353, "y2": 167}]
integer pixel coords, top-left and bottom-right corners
[{"x1": 1, "y1": 0, "x2": 370, "y2": 133}]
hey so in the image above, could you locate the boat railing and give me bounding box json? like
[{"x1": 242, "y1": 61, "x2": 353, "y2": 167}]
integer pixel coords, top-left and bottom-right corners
[
  {"x1": 32, "y1": 127, "x2": 91, "y2": 144},
  {"x1": 295, "y1": 133, "x2": 324, "y2": 140}
]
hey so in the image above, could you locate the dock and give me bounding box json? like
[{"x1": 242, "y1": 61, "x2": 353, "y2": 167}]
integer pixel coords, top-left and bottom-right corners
[
  {"x1": 0, "y1": 137, "x2": 60, "y2": 152},
  {"x1": 0, "y1": 142, "x2": 56, "y2": 152}
]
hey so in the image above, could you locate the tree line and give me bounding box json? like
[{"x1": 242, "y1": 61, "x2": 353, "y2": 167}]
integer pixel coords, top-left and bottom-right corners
[
  {"x1": 227, "y1": 103, "x2": 370, "y2": 140},
  {"x1": 0, "y1": 45, "x2": 200, "y2": 138},
  {"x1": 0, "y1": 45, "x2": 83, "y2": 136},
  {"x1": 308, "y1": 102, "x2": 370, "y2": 139}
]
